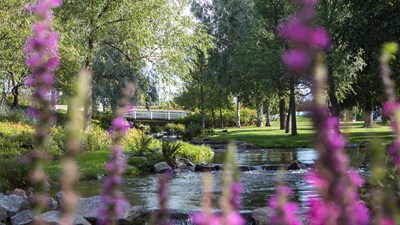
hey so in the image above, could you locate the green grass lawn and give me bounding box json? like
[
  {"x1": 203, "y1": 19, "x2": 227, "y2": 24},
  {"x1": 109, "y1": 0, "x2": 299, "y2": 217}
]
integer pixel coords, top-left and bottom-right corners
[
  {"x1": 46, "y1": 151, "x2": 109, "y2": 181},
  {"x1": 210, "y1": 121, "x2": 393, "y2": 148}
]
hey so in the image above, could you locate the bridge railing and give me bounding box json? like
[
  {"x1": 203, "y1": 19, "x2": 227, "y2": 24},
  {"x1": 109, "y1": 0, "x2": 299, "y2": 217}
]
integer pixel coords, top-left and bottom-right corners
[{"x1": 124, "y1": 110, "x2": 188, "y2": 121}]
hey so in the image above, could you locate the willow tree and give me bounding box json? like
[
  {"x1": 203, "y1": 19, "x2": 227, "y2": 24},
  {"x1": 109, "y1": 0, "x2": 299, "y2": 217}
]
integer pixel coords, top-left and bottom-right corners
[
  {"x1": 57, "y1": 0, "x2": 211, "y2": 129},
  {"x1": 0, "y1": 0, "x2": 33, "y2": 109}
]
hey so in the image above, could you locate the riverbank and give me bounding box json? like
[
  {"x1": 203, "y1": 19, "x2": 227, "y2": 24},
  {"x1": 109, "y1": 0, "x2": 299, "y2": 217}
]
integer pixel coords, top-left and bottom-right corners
[{"x1": 210, "y1": 121, "x2": 392, "y2": 148}]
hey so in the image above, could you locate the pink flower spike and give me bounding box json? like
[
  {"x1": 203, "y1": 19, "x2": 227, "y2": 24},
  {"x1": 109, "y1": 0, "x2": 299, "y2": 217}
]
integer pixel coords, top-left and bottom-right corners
[
  {"x1": 111, "y1": 117, "x2": 130, "y2": 134},
  {"x1": 382, "y1": 101, "x2": 396, "y2": 117},
  {"x1": 378, "y1": 218, "x2": 396, "y2": 225},
  {"x1": 49, "y1": 0, "x2": 63, "y2": 7},
  {"x1": 279, "y1": 19, "x2": 311, "y2": 45},
  {"x1": 348, "y1": 170, "x2": 364, "y2": 187},
  {"x1": 24, "y1": 76, "x2": 36, "y2": 87},
  {"x1": 226, "y1": 212, "x2": 245, "y2": 225},
  {"x1": 311, "y1": 27, "x2": 331, "y2": 50},
  {"x1": 46, "y1": 56, "x2": 60, "y2": 70},
  {"x1": 282, "y1": 49, "x2": 311, "y2": 72}
]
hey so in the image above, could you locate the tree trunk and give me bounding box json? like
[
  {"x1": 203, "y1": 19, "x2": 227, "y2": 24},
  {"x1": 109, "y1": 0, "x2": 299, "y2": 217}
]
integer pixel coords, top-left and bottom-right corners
[
  {"x1": 0, "y1": 91, "x2": 6, "y2": 110},
  {"x1": 327, "y1": 71, "x2": 340, "y2": 118},
  {"x1": 236, "y1": 99, "x2": 241, "y2": 128},
  {"x1": 363, "y1": 101, "x2": 374, "y2": 128},
  {"x1": 219, "y1": 107, "x2": 223, "y2": 128},
  {"x1": 11, "y1": 84, "x2": 23, "y2": 109},
  {"x1": 257, "y1": 101, "x2": 264, "y2": 127},
  {"x1": 285, "y1": 100, "x2": 291, "y2": 134},
  {"x1": 211, "y1": 105, "x2": 215, "y2": 128},
  {"x1": 279, "y1": 98, "x2": 286, "y2": 130},
  {"x1": 210, "y1": 92, "x2": 215, "y2": 128},
  {"x1": 290, "y1": 77, "x2": 297, "y2": 136},
  {"x1": 83, "y1": 21, "x2": 95, "y2": 131},
  {"x1": 200, "y1": 84, "x2": 205, "y2": 129},
  {"x1": 265, "y1": 100, "x2": 271, "y2": 127}
]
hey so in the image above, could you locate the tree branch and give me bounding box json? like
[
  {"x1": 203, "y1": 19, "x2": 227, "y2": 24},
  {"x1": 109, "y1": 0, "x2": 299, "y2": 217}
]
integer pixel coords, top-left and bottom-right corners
[
  {"x1": 97, "y1": 0, "x2": 111, "y2": 19},
  {"x1": 96, "y1": 18, "x2": 130, "y2": 29},
  {"x1": 102, "y1": 41, "x2": 135, "y2": 62}
]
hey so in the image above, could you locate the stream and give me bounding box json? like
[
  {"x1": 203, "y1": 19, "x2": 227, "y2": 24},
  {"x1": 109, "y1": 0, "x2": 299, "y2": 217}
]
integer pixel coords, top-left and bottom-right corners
[{"x1": 73, "y1": 147, "x2": 367, "y2": 213}]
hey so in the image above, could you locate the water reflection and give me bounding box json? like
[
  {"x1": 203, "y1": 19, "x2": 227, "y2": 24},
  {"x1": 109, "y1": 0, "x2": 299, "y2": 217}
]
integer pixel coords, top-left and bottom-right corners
[
  {"x1": 74, "y1": 148, "x2": 367, "y2": 211},
  {"x1": 217, "y1": 148, "x2": 319, "y2": 165}
]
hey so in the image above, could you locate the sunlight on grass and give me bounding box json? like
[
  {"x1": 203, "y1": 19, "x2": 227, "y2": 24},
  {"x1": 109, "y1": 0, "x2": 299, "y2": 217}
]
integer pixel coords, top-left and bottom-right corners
[{"x1": 211, "y1": 121, "x2": 393, "y2": 148}]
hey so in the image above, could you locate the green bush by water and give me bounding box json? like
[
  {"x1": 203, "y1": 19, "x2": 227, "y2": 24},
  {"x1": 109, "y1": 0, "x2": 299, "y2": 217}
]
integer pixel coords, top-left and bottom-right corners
[
  {"x1": 164, "y1": 123, "x2": 185, "y2": 135},
  {"x1": 0, "y1": 159, "x2": 32, "y2": 193}
]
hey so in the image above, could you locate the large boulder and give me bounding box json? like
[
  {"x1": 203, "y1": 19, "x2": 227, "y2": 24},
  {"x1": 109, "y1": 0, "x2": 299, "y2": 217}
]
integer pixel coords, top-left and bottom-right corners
[
  {"x1": 176, "y1": 158, "x2": 195, "y2": 168},
  {"x1": 118, "y1": 205, "x2": 149, "y2": 225},
  {"x1": 252, "y1": 206, "x2": 306, "y2": 225},
  {"x1": 287, "y1": 161, "x2": 307, "y2": 170},
  {"x1": 0, "y1": 209, "x2": 7, "y2": 221},
  {"x1": 75, "y1": 196, "x2": 100, "y2": 223},
  {"x1": 34, "y1": 211, "x2": 90, "y2": 225},
  {"x1": 251, "y1": 207, "x2": 272, "y2": 225},
  {"x1": 55, "y1": 192, "x2": 64, "y2": 209},
  {"x1": 261, "y1": 164, "x2": 287, "y2": 170},
  {"x1": 194, "y1": 164, "x2": 214, "y2": 172},
  {"x1": 0, "y1": 194, "x2": 27, "y2": 219},
  {"x1": 10, "y1": 210, "x2": 33, "y2": 225},
  {"x1": 76, "y1": 196, "x2": 149, "y2": 224},
  {"x1": 154, "y1": 162, "x2": 172, "y2": 173}
]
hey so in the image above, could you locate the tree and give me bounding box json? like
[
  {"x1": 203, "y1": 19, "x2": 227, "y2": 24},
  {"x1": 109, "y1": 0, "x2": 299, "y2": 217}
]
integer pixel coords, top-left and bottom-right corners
[
  {"x1": 315, "y1": 0, "x2": 365, "y2": 119},
  {"x1": 228, "y1": 19, "x2": 283, "y2": 127},
  {"x1": 341, "y1": 0, "x2": 400, "y2": 127},
  {"x1": 253, "y1": 0, "x2": 297, "y2": 134},
  {"x1": 0, "y1": 0, "x2": 32, "y2": 109},
  {"x1": 92, "y1": 46, "x2": 157, "y2": 111},
  {"x1": 57, "y1": 0, "x2": 211, "y2": 129}
]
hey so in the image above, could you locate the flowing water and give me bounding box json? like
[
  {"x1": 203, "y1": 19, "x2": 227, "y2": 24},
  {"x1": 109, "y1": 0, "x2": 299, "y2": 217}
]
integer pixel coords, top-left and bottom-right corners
[
  {"x1": 74, "y1": 148, "x2": 367, "y2": 212},
  {"x1": 70, "y1": 147, "x2": 368, "y2": 224}
]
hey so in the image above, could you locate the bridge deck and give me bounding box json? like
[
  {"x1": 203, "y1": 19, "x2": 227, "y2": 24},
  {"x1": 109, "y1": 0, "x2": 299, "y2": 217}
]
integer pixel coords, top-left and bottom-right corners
[{"x1": 124, "y1": 110, "x2": 187, "y2": 121}]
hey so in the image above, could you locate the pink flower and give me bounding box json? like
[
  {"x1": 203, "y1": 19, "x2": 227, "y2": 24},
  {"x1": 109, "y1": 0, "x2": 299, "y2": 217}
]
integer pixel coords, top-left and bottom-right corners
[
  {"x1": 268, "y1": 185, "x2": 301, "y2": 225},
  {"x1": 348, "y1": 170, "x2": 364, "y2": 187},
  {"x1": 382, "y1": 101, "x2": 399, "y2": 117},
  {"x1": 230, "y1": 182, "x2": 242, "y2": 210},
  {"x1": 111, "y1": 116, "x2": 130, "y2": 134},
  {"x1": 225, "y1": 212, "x2": 245, "y2": 225},
  {"x1": 388, "y1": 141, "x2": 400, "y2": 165},
  {"x1": 311, "y1": 27, "x2": 331, "y2": 50},
  {"x1": 279, "y1": 19, "x2": 312, "y2": 45},
  {"x1": 378, "y1": 218, "x2": 396, "y2": 225},
  {"x1": 191, "y1": 213, "x2": 221, "y2": 225},
  {"x1": 282, "y1": 49, "x2": 311, "y2": 72}
]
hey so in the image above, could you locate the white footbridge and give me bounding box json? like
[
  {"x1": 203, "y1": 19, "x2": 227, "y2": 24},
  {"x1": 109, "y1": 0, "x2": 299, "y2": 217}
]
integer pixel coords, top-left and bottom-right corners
[{"x1": 124, "y1": 109, "x2": 188, "y2": 121}]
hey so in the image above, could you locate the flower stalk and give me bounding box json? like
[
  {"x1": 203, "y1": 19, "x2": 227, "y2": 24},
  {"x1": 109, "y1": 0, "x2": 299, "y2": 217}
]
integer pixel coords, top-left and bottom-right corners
[
  {"x1": 24, "y1": 0, "x2": 62, "y2": 215},
  {"x1": 97, "y1": 83, "x2": 134, "y2": 225},
  {"x1": 279, "y1": 0, "x2": 369, "y2": 224}
]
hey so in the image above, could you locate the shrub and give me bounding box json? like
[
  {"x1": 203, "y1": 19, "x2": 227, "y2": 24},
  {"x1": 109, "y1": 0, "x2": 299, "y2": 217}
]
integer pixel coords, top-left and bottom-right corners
[
  {"x1": 182, "y1": 123, "x2": 203, "y2": 141},
  {"x1": 134, "y1": 123, "x2": 150, "y2": 133},
  {"x1": 49, "y1": 126, "x2": 66, "y2": 158},
  {"x1": 164, "y1": 123, "x2": 185, "y2": 135},
  {"x1": 161, "y1": 140, "x2": 184, "y2": 166},
  {"x1": 92, "y1": 111, "x2": 114, "y2": 130},
  {"x1": 150, "y1": 125, "x2": 164, "y2": 134},
  {"x1": 54, "y1": 110, "x2": 68, "y2": 126},
  {"x1": 81, "y1": 124, "x2": 110, "y2": 152},
  {"x1": 0, "y1": 107, "x2": 36, "y2": 125},
  {"x1": 0, "y1": 159, "x2": 32, "y2": 192},
  {"x1": 0, "y1": 122, "x2": 34, "y2": 158},
  {"x1": 175, "y1": 143, "x2": 214, "y2": 164},
  {"x1": 123, "y1": 129, "x2": 155, "y2": 157}
]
